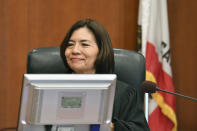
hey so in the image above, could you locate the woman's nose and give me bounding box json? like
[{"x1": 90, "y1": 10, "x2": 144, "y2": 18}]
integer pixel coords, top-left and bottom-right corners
[{"x1": 72, "y1": 44, "x2": 81, "y2": 53}]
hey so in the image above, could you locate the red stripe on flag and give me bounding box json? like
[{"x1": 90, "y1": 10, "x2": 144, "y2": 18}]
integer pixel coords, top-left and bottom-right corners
[
  {"x1": 146, "y1": 42, "x2": 176, "y2": 131},
  {"x1": 146, "y1": 42, "x2": 176, "y2": 110},
  {"x1": 149, "y1": 106, "x2": 174, "y2": 131}
]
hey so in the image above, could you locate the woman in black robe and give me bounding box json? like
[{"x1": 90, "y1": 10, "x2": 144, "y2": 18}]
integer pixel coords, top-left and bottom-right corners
[{"x1": 58, "y1": 19, "x2": 150, "y2": 131}]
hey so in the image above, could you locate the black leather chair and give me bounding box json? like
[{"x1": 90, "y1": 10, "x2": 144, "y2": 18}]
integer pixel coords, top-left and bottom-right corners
[{"x1": 27, "y1": 46, "x2": 145, "y2": 108}]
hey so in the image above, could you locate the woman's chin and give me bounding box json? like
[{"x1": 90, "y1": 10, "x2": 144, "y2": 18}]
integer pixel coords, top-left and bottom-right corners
[
  {"x1": 71, "y1": 68, "x2": 85, "y2": 74},
  {"x1": 72, "y1": 69, "x2": 96, "y2": 74}
]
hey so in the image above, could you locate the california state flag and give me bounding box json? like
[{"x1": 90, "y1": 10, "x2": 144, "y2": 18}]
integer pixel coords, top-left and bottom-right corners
[{"x1": 138, "y1": 0, "x2": 177, "y2": 131}]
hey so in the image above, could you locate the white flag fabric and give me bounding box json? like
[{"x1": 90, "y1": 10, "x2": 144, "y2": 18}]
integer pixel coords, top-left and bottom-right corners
[{"x1": 138, "y1": 0, "x2": 177, "y2": 131}]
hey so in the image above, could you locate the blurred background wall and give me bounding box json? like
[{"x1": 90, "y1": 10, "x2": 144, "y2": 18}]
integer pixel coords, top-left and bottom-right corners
[{"x1": 0, "y1": 0, "x2": 197, "y2": 130}]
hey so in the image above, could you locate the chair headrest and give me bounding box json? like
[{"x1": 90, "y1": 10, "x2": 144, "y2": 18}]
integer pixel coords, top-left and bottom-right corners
[{"x1": 27, "y1": 46, "x2": 145, "y2": 89}]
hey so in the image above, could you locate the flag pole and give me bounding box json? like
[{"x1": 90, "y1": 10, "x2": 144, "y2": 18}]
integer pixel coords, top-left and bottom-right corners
[{"x1": 144, "y1": 93, "x2": 149, "y2": 122}]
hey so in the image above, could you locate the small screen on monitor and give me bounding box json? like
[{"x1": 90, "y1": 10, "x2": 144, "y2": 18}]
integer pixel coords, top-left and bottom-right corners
[{"x1": 61, "y1": 97, "x2": 82, "y2": 108}]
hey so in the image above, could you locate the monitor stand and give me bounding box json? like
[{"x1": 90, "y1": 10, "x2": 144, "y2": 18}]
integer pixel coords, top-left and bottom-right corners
[{"x1": 18, "y1": 123, "x2": 111, "y2": 131}]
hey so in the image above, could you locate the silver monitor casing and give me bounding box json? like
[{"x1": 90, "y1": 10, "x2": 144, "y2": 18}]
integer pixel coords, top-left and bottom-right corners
[{"x1": 18, "y1": 74, "x2": 116, "y2": 131}]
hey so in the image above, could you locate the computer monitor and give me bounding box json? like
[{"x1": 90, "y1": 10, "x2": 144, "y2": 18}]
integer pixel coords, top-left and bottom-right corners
[{"x1": 17, "y1": 74, "x2": 116, "y2": 131}]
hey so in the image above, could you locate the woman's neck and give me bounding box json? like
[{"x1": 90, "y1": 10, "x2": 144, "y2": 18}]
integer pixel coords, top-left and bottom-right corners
[{"x1": 74, "y1": 69, "x2": 96, "y2": 74}]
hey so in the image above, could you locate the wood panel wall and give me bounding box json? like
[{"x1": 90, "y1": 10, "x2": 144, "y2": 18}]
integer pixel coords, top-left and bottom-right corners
[
  {"x1": 168, "y1": 1, "x2": 197, "y2": 131},
  {"x1": 0, "y1": 0, "x2": 197, "y2": 131}
]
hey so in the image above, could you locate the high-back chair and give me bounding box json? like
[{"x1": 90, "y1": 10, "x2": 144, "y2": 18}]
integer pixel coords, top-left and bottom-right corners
[
  {"x1": 21, "y1": 46, "x2": 146, "y2": 131},
  {"x1": 27, "y1": 46, "x2": 146, "y2": 108}
]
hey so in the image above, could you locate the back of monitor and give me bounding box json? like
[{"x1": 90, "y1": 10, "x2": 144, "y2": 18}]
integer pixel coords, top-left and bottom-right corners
[{"x1": 17, "y1": 74, "x2": 116, "y2": 131}]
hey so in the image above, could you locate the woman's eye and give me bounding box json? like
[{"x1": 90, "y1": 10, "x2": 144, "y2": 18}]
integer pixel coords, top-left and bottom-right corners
[
  {"x1": 67, "y1": 43, "x2": 74, "y2": 47},
  {"x1": 81, "y1": 43, "x2": 89, "y2": 47}
]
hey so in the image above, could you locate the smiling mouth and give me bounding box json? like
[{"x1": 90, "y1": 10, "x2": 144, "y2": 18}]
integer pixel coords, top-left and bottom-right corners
[{"x1": 71, "y1": 58, "x2": 82, "y2": 61}]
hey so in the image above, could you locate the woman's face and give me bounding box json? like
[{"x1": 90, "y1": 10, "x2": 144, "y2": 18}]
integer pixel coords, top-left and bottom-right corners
[{"x1": 65, "y1": 27, "x2": 99, "y2": 74}]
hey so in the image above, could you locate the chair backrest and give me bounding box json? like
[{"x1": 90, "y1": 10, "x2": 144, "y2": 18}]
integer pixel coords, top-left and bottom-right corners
[{"x1": 27, "y1": 46, "x2": 145, "y2": 105}]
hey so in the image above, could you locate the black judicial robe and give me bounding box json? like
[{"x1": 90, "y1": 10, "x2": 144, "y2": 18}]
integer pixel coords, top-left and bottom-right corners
[{"x1": 112, "y1": 81, "x2": 150, "y2": 131}]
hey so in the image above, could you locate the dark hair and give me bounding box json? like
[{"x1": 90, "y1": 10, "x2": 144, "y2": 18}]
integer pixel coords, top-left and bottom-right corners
[{"x1": 60, "y1": 19, "x2": 114, "y2": 74}]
